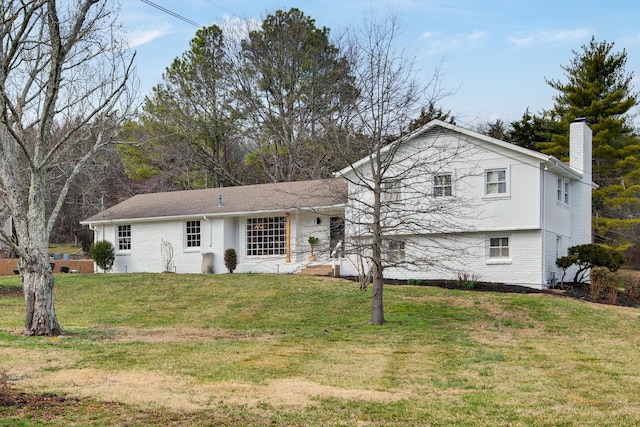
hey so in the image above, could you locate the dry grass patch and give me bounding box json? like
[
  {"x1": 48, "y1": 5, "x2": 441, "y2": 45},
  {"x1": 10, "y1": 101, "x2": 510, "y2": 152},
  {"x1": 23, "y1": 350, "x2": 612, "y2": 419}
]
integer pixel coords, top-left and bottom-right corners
[
  {"x1": 86, "y1": 326, "x2": 268, "y2": 344},
  {"x1": 22, "y1": 368, "x2": 406, "y2": 411}
]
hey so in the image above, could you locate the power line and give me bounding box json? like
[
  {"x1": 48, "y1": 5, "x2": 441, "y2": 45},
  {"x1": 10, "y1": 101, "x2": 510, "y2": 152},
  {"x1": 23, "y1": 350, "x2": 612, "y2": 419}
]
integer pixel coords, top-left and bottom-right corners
[{"x1": 139, "y1": 0, "x2": 204, "y2": 28}]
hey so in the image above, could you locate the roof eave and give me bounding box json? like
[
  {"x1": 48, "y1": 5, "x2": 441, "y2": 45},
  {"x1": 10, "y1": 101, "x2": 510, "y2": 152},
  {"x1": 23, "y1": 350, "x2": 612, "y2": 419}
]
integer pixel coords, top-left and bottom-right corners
[{"x1": 81, "y1": 203, "x2": 347, "y2": 225}]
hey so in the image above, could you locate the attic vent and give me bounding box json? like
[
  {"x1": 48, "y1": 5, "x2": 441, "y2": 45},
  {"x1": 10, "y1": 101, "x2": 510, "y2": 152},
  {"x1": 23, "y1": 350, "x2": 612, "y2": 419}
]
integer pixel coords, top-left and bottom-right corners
[{"x1": 218, "y1": 194, "x2": 223, "y2": 207}]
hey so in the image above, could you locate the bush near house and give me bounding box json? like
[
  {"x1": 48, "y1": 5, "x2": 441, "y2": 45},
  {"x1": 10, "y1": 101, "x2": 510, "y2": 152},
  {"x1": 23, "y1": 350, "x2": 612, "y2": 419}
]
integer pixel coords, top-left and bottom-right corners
[
  {"x1": 589, "y1": 266, "x2": 620, "y2": 304},
  {"x1": 224, "y1": 248, "x2": 237, "y2": 273},
  {"x1": 90, "y1": 240, "x2": 115, "y2": 272},
  {"x1": 556, "y1": 243, "x2": 626, "y2": 285}
]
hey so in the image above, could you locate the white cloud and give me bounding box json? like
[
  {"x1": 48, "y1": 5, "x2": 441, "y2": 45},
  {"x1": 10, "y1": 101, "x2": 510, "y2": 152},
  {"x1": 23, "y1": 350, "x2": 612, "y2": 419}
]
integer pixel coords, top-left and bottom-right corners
[
  {"x1": 539, "y1": 29, "x2": 589, "y2": 43},
  {"x1": 126, "y1": 27, "x2": 172, "y2": 49},
  {"x1": 467, "y1": 31, "x2": 487, "y2": 42},
  {"x1": 509, "y1": 36, "x2": 534, "y2": 48},
  {"x1": 420, "y1": 30, "x2": 487, "y2": 56},
  {"x1": 509, "y1": 28, "x2": 589, "y2": 49}
]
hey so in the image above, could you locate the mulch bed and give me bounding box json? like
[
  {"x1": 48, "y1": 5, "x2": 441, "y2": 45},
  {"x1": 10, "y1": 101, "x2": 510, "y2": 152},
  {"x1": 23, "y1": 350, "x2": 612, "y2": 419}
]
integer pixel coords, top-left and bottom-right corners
[{"x1": 345, "y1": 276, "x2": 640, "y2": 308}]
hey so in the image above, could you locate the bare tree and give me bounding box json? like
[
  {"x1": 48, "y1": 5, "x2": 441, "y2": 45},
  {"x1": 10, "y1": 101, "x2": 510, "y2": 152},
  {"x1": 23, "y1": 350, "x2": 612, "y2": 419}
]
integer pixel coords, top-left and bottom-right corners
[
  {"x1": 0, "y1": 1, "x2": 134, "y2": 336},
  {"x1": 338, "y1": 13, "x2": 475, "y2": 325},
  {"x1": 160, "y1": 239, "x2": 174, "y2": 273}
]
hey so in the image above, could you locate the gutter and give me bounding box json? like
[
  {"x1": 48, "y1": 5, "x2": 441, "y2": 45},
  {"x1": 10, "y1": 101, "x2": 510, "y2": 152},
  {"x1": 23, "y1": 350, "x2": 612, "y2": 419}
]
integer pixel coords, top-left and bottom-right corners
[{"x1": 81, "y1": 203, "x2": 347, "y2": 226}]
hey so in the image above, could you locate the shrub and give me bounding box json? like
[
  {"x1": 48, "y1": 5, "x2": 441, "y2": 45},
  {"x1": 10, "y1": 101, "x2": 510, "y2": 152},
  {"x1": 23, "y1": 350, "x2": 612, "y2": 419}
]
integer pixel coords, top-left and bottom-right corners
[
  {"x1": 407, "y1": 279, "x2": 422, "y2": 286},
  {"x1": 557, "y1": 244, "x2": 626, "y2": 285},
  {"x1": 556, "y1": 254, "x2": 578, "y2": 288},
  {"x1": 224, "y1": 248, "x2": 237, "y2": 274},
  {"x1": 90, "y1": 240, "x2": 115, "y2": 272},
  {"x1": 622, "y1": 275, "x2": 640, "y2": 302},
  {"x1": 456, "y1": 272, "x2": 481, "y2": 289},
  {"x1": 589, "y1": 266, "x2": 619, "y2": 304}
]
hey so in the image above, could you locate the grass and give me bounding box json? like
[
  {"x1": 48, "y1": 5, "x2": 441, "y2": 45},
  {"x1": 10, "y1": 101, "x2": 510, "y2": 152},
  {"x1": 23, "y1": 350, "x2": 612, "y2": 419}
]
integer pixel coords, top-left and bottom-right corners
[{"x1": 0, "y1": 273, "x2": 639, "y2": 425}]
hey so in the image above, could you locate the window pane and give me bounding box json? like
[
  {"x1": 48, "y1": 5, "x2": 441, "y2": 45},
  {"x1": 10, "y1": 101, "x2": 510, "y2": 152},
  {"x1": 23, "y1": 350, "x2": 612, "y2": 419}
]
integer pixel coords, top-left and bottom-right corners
[
  {"x1": 186, "y1": 220, "x2": 201, "y2": 247},
  {"x1": 246, "y1": 217, "x2": 286, "y2": 256},
  {"x1": 118, "y1": 225, "x2": 131, "y2": 250},
  {"x1": 434, "y1": 174, "x2": 452, "y2": 197},
  {"x1": 489, "y1": 237, "x2": 509, "y2": 258},
  {"x1": 486, "y1": 169, "x2": 506, "y2": 194}
]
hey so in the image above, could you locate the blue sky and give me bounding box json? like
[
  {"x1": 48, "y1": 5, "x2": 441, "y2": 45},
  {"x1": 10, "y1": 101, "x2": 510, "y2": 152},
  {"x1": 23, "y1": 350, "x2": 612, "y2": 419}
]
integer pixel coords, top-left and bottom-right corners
[{"x1": 119, "y1": 0, "x2": 640, "y2": 127}]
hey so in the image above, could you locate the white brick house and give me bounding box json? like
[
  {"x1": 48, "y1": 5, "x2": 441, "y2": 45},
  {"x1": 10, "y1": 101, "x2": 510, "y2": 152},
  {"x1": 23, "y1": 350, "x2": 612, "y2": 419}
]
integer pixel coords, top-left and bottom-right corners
[
  {"x1": 82, "y1": 119, "x2": 593, "y2": 288},
  {"x1": 335, "y1": 119, "x2": 593, "y2": 288},
  {"x1": 81, "y1": 179, "x2": 347, "y2": 275}
]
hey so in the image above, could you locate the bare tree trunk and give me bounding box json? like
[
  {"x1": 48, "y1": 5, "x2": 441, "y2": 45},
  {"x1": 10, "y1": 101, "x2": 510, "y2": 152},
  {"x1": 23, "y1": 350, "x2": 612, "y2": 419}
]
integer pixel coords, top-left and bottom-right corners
[
  {"x1": 369, "y1": 266, "x2": 385, "y2": 325},
  {"x1": 369, "y1": 178, "x2": 385, "y2": 324},
  {"x1": 0, "y1": 1, "x2": 133, "y2": 336},
  {"x1": 21, "y1": 260, "x2": 61, "y2": 336}
]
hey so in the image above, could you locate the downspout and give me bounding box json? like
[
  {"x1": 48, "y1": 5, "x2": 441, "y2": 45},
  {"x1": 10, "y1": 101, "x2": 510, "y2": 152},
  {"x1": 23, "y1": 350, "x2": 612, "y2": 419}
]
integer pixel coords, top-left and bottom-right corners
[
  {"x1": 540, "y1": 163, "x2": 546, "y2": 287},
  {"x1": 286, "y1": 212, "x2": 291, "y2": 263}
]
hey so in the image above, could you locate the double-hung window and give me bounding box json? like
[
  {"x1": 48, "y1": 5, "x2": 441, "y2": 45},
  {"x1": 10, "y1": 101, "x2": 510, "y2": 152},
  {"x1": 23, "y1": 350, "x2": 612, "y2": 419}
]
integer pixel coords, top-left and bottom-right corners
[
  {"x1": 557, "y1": 176, "x2": 570, "y2": 205},
  {"x1": 246, "y1": 216, "x2": 286, "y2": 256},
  {"x1": 387, "y1": 240, "x2": 405, "y2": 262},
  {"x1": 382, "y1": 179, "x2": 402, "y2": 204},
  {"x1": 485, "y1": 169, "x2": 507, "y2": 195},
  {"x1": 117, "y1": 225, "x2": 131, "y2": 251},
  {"x1": 488, "y1": 236, "x2": 509, "y2": 259},
  {"x1": 433, "y1": 173, "x2": 452, "y2": 197},
  {"x1": 186, "y1": 220, "x2": 201, "y2": 248}
]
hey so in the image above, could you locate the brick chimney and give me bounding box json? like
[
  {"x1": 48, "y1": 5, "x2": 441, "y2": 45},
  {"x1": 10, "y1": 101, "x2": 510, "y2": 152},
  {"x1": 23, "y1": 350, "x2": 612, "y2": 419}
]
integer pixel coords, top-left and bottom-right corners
[
  {"x1": 569, "y1": 117, "x2": 593, "y2": 245},
  {"x1": 569, "y1": 117, "x2": 592, "y2": 179}
]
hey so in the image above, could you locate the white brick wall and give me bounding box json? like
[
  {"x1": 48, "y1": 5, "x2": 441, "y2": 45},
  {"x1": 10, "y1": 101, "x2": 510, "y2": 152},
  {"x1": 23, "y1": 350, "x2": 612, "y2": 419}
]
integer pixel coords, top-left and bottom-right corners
[
  {"x1": 338, "y1": 230, "x2": 545, "y2": 287},
  {"x1": 94, "y1": 212, "x2": 338, "y2": 275}
]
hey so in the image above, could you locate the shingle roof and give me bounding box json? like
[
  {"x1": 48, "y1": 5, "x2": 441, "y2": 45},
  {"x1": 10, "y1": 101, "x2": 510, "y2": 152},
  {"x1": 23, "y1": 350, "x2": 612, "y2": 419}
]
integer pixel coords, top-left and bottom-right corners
[{"x1": 82, "y1": 178, "x2": 347, "y2": 223}]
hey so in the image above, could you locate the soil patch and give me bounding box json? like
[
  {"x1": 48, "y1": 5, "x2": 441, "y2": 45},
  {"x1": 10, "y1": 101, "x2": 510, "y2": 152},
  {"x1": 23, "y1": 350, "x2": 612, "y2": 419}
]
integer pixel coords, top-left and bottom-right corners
[{"x1": 0, "y1": 285, "x2": 22, "y2": 298}]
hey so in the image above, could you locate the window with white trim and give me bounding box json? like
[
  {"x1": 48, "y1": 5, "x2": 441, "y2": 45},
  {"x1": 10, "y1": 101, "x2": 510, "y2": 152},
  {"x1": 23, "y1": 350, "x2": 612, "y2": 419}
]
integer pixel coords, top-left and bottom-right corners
[
  {"x1": 387, "y1": 240, "x2": 405, "y2": 262},
  {"x1": 557, "y1": 176, "x2": 570, "y2": 205},
  {"x1": 433, "y1": 173, "x2": 452, "y2": 197},
  {"x1": 246, "y1": 216, "x2": 286, "y2": 256},
  {"x1": 186, "y1": 220, "x2": 201, "y2": 248},
  {"x1": 485, "y1": 169, "x2": 507, "y2": 195},
  {"x1": 117, "y1": 225, "x2": 131, "y2": 251},
  {"x1": 382, "y1": 179, "x2": 402, "y2": 203},
  {"x1": 488, "y1": 236, "x2": 509, "y2": 259}
]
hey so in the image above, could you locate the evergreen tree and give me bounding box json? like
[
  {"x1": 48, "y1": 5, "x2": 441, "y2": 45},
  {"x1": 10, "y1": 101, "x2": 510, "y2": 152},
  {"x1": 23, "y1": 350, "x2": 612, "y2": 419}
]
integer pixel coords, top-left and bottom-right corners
[
  {"x1": 541, "y1": 36, "x2": 639, "y2": 186},
  {"x1": 506, "y1": 108, "x2": 562, "y2": 151},
  {"x1": 121, "y1": 25, "x2": 250, "y2": 190},
  {"x1": 237, "y1": 8, "x2": 357, "y2": 182},
  {"x1": 408, "y1": 101, "x2": 456, "y2": 131},
  {"x1": 540, "y1": 36, "x2": 640, "y2": 256}
]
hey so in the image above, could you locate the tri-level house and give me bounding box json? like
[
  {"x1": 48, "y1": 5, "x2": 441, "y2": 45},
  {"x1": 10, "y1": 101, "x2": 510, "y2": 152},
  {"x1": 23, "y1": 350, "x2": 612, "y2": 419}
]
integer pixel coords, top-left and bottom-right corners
[{"x1": 82, "y1": 119, "x2": 593, "y2": 288}]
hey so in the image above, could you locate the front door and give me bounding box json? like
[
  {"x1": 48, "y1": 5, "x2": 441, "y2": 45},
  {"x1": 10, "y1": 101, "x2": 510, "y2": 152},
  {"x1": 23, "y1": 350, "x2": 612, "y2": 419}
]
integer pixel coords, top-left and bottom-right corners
[{"x1": 329, "y1": 217, "x2": 345, "y2": 257}]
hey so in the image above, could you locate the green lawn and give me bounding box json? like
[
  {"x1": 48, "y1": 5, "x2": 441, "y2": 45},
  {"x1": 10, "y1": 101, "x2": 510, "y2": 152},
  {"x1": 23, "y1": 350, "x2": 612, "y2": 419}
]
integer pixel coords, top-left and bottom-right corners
[{"x1": 1, "y1": 273, "x2": 639, "y2": 426}]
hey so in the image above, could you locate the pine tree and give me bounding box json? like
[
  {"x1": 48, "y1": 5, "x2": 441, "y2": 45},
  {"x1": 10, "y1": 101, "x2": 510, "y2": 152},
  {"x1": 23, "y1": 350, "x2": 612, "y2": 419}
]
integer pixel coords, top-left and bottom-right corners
[{"x1": 540, "y1": 36, "x2": 640, "y2": 258}]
